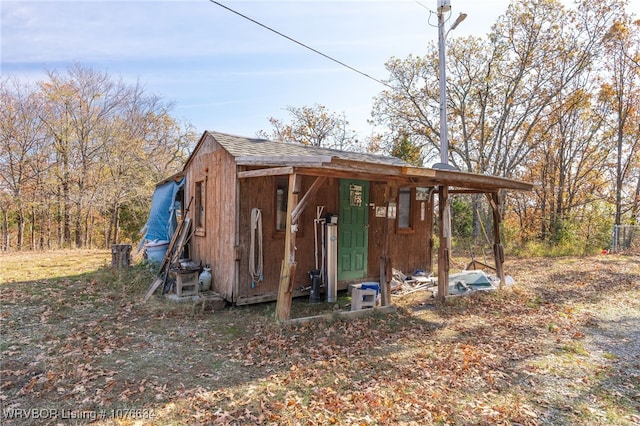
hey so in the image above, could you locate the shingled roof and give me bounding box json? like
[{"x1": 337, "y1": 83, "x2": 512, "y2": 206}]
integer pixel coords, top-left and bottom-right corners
[
  {"x1": 183, "y1": 130, "x2": 533, "y2": 193},
  {"x1": 207, "y1": 131, "x2": 407, "y2": 167}
]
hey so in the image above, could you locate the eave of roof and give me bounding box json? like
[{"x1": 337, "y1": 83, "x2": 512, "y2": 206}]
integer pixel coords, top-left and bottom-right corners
[{"x1": 183, "y1": 130, "x2": 533, "y2": 193}]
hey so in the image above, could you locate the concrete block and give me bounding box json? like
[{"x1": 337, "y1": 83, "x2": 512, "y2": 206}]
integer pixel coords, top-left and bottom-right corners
[{"x1": 351, "y1": 288, "x2": 377, "y2": 311}]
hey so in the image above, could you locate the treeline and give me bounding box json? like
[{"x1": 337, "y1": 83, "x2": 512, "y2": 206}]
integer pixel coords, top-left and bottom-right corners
[
  {"x1": 2, "y1": 0, "x2": 639, "y2": 255},
  {"x1": 0, "y1": 65, "x2": 197, "y2": 251},
  {"x1": 368, "y1": 0, "x2": 639, "y2": 252}
]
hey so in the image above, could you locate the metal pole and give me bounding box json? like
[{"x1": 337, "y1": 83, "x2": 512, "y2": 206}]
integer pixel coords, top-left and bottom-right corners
[
  {"x1": 433, "y1": 6, "x2": 465, "y2": 171},
  {"x1": 438, "y1": 9, "x2": 448, "y2": 166}
]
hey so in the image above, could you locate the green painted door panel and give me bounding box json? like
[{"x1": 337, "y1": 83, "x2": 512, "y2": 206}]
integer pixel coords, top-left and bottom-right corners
[{"x1": 338, "y1": 179, "x2": 369, "y2": 281}]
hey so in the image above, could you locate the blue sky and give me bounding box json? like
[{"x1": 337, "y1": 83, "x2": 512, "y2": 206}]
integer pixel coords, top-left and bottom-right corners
[{"x1": 2, "y1": 1, "x2": 638, "y2": 140}]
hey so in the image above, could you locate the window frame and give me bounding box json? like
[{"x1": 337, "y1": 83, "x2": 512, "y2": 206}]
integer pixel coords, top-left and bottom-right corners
[
  {"x1": 274, "y1": 176, "x2": 288, "y2": 233},
  {"x1": 273, "y1": 176, "x2": 304, "y2": 237},
  {"x1": 194, "y1": 178, "x2": 206, "y2": 237},
  {"x1": 396, "y1": 186, "x2": 415, "y2": 233}
]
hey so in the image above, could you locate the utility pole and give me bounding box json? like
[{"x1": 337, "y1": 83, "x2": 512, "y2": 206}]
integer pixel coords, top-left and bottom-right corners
[
  {"x1": 433, "y1": 0, "x2": 466, "y2": 170},
  {"x1": 433, "y1": 0, "x2": 466, "y2": 303}
]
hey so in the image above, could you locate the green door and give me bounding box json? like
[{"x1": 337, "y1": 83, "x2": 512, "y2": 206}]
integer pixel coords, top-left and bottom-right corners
[{"x1": 338, "y1": 179, "x2": 369, "y2": 281}]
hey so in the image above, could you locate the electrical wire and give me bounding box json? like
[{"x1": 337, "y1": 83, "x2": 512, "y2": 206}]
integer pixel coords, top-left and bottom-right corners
[{"x1": 209, "y1": 0, "x2": 394, "y2": 89}]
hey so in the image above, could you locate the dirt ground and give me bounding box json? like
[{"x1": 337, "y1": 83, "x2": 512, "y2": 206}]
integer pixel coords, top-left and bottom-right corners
[{"x1": 0, "y1": 251, "x2": 638, "y2": 425}]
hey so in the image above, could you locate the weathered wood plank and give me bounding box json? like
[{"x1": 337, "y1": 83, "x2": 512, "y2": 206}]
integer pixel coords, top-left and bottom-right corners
[
  {"x1": 487, "y1": 192, "x2": 506, "y2": 289},
  {"x1": 236, "y1": 155, "x2": 331, "y2": 166},
  {"x1": 237, "y1": 166, "x2": 294, "y2": 179},
  {"x1": 291, "y1": 176, "x2": 327, "y2": 224},
  {"x1": 275, "y1": 173, "x2": 300, "y2": 321},
  {"x1": 437, "y1": 185, "x2": 450, "y2": 304}
]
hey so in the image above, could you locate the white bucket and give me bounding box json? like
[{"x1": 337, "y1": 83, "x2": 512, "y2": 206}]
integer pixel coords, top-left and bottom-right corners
[{"x1": 145, "y1": 240, "x2": 169, "y2": 264}]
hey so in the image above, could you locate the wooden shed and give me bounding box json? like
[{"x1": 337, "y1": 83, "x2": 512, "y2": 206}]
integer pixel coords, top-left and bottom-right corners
[{"x1": 179, "y1": 131, "x2": 533, "y2": 320}]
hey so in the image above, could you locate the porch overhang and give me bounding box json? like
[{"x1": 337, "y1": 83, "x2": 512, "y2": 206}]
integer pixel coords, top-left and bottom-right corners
[
  {"x1": 235, "y1": 157, "x2": 533, "y2": 322},
  {"x1": 237, "y1": 159, "x2": 534, "y2": 194}
]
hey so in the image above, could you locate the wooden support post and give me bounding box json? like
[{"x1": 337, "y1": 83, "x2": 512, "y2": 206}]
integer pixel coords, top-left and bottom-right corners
[
  {"x1": 437, "y1": 185, "x2": 450, "y2": 304},
  {"x1": 425, "y1": 189, "x2": 435, "y2": 274},
  {"x1": 488, "y1": 192, "x2": 506, "y2": 289},
  {"x1": 379, "y1": 184, "x2": 397, "y2": 307},
  {"x1": 275, "y1": 174, "x2": 300, "y2": 321}
]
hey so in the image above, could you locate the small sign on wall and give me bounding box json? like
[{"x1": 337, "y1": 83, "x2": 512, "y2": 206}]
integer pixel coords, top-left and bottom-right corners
[
  {"x1": 416, "y1": 187, "x2": 431, "y2": 200},
  {"x1": 387, "y1": 202, "x2": 397, "y2": 219},
  {"x1": 349, "y1": 184, "x2": 363, "y2": 207},
  {"x1": 375, "y1": 206, "x2": 387, "y2": 217}
]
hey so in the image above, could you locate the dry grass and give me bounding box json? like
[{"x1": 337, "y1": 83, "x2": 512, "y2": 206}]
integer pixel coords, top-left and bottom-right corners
[{"x1": 1, "y1": 251, "x2": 639, "y2": 425}]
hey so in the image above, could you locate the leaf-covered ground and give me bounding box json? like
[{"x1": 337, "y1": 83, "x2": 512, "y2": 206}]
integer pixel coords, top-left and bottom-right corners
[{"x1": 1, "y1": 251, "x2": 638, "y2": 425}]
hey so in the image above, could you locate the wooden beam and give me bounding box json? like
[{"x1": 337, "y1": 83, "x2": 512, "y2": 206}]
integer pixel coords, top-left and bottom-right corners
[
  {"x1": 275, "y1": 173, "x2": 301, "y2": 321},
  {"x1": 487, "y1": 192, "x2": 506, "y2": 289},
  {"x1": 425, "y1": 188, "x2": 435, "y2": 274},
  {"x1": 379, "y1": 184, "x2": 397, "y2": 306},
  {"x1": 236, "y1": 155, "x2": 331, "y2": 166},
  {"x1": 237, "y1": 166, "x2": 294, "y2": 179},
  {"x1": 408, "y1": 167, "x2": 534, "y2": 192},
  {"x1": 291, "y1": 176, "x2": 327, "y2": 224},
  {"x1": 437, "y1": 186, "x2": 450, "y2": 304}
]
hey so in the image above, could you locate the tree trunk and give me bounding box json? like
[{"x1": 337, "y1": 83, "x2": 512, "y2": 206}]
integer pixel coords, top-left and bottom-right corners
[
  {"x1": 109, "y1": 201, "x2": 120, "y2": 244},
  {"x1": 472, "y1": 194, "x2": 482, "y2": 241},
  {"x1": 16, "y1": 208, "x2": 25, "y2": 251},
  {"x1": 632, "y1": 172, "x2": 640, "y2": 225},
  {"x1": 74, "y1": 207, "x2": 83, "y2": 249},
  {"x1": 1, "y1": 207, "x2": 8, "y2": 251},
  {"x1": 62, "y1": 182, "x2": 71, "y2": 247},
  {"x1": 30, "y1": 205, "x2": 36, "y2": 250}
]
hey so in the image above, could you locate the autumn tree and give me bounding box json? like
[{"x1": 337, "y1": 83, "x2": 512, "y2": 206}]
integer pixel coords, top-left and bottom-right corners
[
  {"x1": 99, "y1": 87, "x2": 194, "y2": 245},
  {"x1": 0, "y1": 66, "x2": 194, "y2": 251},
  {"x1": 0, "y1": 77, "x2": 48, "y2": 250},
  {"x1": 259, "y1": 104, "x2": 361, "y2": 151},
  {"x1": 599, "y1": 12, "x2": 640, "y2": 227},
  {"x1": 370, "y1": 0, "x2": 626, "y2": 249}
]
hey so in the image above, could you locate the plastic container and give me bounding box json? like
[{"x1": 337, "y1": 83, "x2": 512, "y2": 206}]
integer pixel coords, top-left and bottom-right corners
[
  {"x1": 309, "y1": 269, "x2": 321, "y2": 304},
  {"x1": 199, "y1": 266, "x2": 212, "y2": 292},
  {"x1": 144, "y1": 240, "x2": 169, "y2": 264},
  {"x1": 361, "y1": 282, "x2": 380, "y2": 304}
]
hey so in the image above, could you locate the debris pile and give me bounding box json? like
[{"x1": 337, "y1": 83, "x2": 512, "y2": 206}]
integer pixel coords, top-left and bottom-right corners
[
  {"x1": 391, "y1": 268, "x2": 510, "y2": 298},
  {"x1": 390, "y1": 269, "x2": 437, "y2": 296}
]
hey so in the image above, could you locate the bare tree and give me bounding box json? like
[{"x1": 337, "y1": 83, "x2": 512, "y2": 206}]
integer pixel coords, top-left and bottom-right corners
[
  {"x1": 259, "y1": 104, "x2": 361, "y2": 151},
  {"x1": 0, "y1": 66, "x2": 195, "y2": 251},
  {"x1": 599, "y1": 12, "x2": 640, "y2": 226},
  {"x1": 0, "y1": 77, "x2": 48, "y2": 250}
]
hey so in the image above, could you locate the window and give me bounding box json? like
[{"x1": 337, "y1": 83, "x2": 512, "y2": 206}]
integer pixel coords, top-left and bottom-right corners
[
  {"x1": 195, "y1": 179, "x2": 206, "y2": 235},
  {"x1": 398, "y1": 187, "x2": 413, "y2": 230},
  {"x1": 274, "y1": 176, "x2": 304, "y2": 234},
  {"x1": 275, "y1": 177, "x2": 287, "y2": 232}
]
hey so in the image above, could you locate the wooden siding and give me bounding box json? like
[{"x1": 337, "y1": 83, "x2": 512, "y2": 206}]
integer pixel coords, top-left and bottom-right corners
[
  {"x1": 175, "y1": 131, "x2": 533, "y2": 315},
  {"x1": 185, "y1": 152, "x2": 451, "y2": 304},
  {"x1": 367, "y1": 182, "x2": 431, "y2": 278},
  {"x1": 186, "y1": 134, "x2": 237, "y2": 301},
  {"x1": 235, "y1": 175, "x2": 340, "y2": 304},
  {"x1": 233, "y1": 176, "x2": 433, "y2": 304}
]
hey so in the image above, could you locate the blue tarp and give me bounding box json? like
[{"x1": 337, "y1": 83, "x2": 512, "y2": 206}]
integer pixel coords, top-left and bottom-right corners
[{"x1": 141, "y1": 177, "x2": 185, "y2": 244}]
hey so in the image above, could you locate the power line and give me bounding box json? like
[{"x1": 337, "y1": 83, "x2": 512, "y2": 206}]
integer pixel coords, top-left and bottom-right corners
[{"x1": 208, "y1": 1, "x2": 393, "y2": 89}]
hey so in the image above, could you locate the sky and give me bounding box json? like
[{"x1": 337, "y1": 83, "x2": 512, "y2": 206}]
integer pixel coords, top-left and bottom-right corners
[{"x1": 2, "y1": 0, "x2": 639, "y2": 140}]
